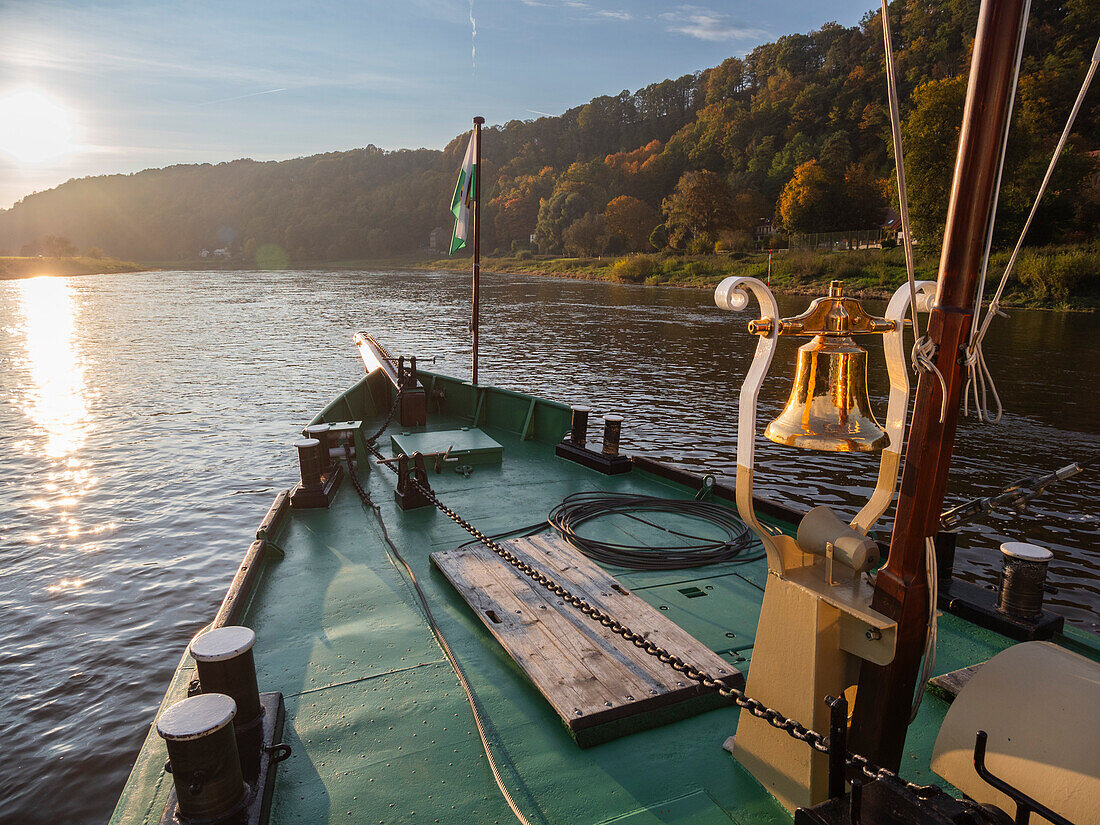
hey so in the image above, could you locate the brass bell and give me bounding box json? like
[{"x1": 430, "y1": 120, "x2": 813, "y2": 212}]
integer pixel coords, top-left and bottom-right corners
[{"x1": 765, "y1": 333, "x2": 887, "y2": 452}]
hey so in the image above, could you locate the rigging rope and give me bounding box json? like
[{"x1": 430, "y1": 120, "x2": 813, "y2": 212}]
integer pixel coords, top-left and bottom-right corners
[
  {"x1": 964, "y1": 35, "x2": 1100, "y2": 423},
  {"x1": 880, "y1": 0, "x2": 948, "y2": 422}
]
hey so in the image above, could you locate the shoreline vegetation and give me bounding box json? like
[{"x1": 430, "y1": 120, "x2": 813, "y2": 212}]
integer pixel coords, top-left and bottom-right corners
[
  {"x1": 2, "y1": 247, "x2": 1092, "y2": 312},
  {"x1": 0, "y1": 255, "x2": 148, "y2": 280},
  {"x1": 341, "y1": 244, "x2": 1098, "y2": 311}
]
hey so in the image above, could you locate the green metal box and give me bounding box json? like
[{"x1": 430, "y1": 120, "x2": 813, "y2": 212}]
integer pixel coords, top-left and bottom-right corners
[{"x1": 390, "y1": 428, "x2": 503, "y2": 465}]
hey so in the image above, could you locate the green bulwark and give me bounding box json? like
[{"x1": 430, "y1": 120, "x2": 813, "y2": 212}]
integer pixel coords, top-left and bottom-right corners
[{"x1": 110, "y1": 371, "x2": 1099, "y2": 825}]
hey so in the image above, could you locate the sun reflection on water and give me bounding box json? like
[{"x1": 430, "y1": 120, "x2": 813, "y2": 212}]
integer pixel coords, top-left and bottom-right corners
[{"x1": 17, "y1": 276, "x2": 90, "y2": 458}]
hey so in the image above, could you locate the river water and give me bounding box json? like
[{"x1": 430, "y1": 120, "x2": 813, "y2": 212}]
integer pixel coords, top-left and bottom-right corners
[{"x1": 1, "y1": 269, "x2": 1096, "y2": 823}]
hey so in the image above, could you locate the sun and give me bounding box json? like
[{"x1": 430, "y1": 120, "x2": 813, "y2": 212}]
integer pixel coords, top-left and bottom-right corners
[{"x1": 0, "y1": 88, "x2": 77, "y2": 165}]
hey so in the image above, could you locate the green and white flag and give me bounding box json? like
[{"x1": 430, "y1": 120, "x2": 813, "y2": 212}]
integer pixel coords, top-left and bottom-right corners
[{"x1": 449, "y1": 132, "x2": 477, "y2": 254}]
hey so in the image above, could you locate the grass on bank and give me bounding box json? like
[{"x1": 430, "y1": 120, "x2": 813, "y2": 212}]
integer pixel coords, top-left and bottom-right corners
[
  {"x1": 419, "y1": 244, "x2": 1099, "y2": 310},
  {"x1": 0, "y1": 255, "x2": 148, "y2": 280}
]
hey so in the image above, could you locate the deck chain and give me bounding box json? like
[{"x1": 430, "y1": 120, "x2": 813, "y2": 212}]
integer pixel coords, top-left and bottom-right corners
[{"x1": 351, "y1": 390, "x2": 931, "y2": 795}]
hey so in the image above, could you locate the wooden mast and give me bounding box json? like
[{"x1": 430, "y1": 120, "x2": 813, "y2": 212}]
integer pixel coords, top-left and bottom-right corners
[
  {"x1": 849, "y1": 0, "x2": 1030, "y2": 770},
  {"x1": 472, "y1": 115, "x2": 484, "y2": 386}
]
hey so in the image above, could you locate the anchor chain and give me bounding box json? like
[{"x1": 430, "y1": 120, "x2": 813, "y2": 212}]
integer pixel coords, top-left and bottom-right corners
[{"x1": 348, "y1": 386, "x2": 933, "y2": 794}]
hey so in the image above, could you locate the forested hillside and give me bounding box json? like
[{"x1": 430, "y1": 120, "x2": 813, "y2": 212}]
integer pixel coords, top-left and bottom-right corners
[{"x1": 0, "y1": 0, "x2": 1095, "y2": 263}]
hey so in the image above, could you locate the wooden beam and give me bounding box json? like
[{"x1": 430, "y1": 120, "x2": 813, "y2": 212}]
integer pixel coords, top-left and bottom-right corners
[{"x1": 850, "y1": 0, "x2": 1031, "y2": 770}]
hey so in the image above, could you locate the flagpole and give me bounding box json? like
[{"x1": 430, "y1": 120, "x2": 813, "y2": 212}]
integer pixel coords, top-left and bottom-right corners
[{"x1": 472, "y1": 115, "x2": 484, "y2": 386}]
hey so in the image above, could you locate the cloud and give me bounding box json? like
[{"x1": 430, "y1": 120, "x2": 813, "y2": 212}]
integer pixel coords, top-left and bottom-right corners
[
  {"x1": 468, "y1": 0, "x2": 477, "y2": 68},
  {"x1": 594, "y1": 10, "x2": 632, "y2": 21},
  {"x1": 661, "y1": 6, "x2": 767, "y2": 42}
]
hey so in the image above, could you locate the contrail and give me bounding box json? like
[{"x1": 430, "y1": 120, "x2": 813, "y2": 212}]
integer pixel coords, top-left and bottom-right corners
[
  {"x1": 199, "y1": 88, "x2": 286, "y2": 105},
  {"x1": 469, "y1": 0, "x2": 477, "y2": 68},
  {"x1": 527, "y1": 109, "x2": 553, "y2": 117}
]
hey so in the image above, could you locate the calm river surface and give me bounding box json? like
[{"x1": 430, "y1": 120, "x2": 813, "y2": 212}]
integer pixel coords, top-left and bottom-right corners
[{"x1": 1, "y1": 269, "x2": 1097, "y2": 823}]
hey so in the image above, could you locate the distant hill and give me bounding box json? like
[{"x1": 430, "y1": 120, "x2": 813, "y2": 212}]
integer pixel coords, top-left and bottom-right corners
[{"x1": 0, "y1": 0, "x2": 1095, "y2": 263}]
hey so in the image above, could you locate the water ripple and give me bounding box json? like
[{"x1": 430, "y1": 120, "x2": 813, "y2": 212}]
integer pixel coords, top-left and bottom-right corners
[{"x1": 0, "y1": 269, "x2": 1096, "y2": 823}]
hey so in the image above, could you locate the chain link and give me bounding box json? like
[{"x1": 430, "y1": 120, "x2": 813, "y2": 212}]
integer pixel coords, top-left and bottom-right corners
[{"x1": 352, "y1": 391, "x2": 927, "y2": 791}]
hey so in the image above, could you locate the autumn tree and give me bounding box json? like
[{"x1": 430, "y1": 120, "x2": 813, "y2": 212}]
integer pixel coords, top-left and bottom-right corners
[
  {"x1": 604, "y1": 195, "x2": 659, "y2": 251},
  {"x1": 661, "y1": 170, "x2": 736, "y2": 247},
  {"x1": 778, "y1": 160, "x2": 842, "y2": 233},
  {"x1": 490, "y1": 168, "x2": 554, "y2": 248}
]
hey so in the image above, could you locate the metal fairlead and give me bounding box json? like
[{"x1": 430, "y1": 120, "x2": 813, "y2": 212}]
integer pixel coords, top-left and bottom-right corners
[{"x1": 394, "y1": 452, "x2": 433, "y2": 510}]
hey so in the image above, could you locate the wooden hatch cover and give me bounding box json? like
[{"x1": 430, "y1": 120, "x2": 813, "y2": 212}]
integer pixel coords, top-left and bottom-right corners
[{"x1": 431, "y1": 533, "x2": 744, "y2": 746}]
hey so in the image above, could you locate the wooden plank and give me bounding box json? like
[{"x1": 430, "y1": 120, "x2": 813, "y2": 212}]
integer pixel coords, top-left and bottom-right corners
[
  {"x1": 431, "y1": 534, "x2": 743, "y2": 745},
  {"x1": 927, "y1": 662, "x2": 984, "y2": 704}
]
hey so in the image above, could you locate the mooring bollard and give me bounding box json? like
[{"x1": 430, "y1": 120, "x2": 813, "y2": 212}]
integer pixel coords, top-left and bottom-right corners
[
  {"x1": 570, "y1": 405, "x2": 590, "y2": 448},
  {"x1": 294, "y1": 438, "x2": 323, "y2": 490},
  {"x1": 302, "y1": 424, "x2": 332, "y2": 470},
  {"x1": 190, "y1": 626, "x2": 262, "y2": 731},
  {"x1": 998, "y1": 542, "x2": 1053, "y2": 619},
  {"x1": 602, "y1": 415, "x2": 623, "y2": 456},
  {"x1": 157, "y1": 693, "x2": 248, "y2": 821}
]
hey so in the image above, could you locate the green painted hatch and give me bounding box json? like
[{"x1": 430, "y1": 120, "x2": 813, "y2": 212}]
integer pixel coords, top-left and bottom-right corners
[{"x1": 391, "y1": 427, "x2": 503, "y2": 465}]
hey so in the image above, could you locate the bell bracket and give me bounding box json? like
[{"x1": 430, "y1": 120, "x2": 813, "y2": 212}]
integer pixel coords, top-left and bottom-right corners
[
  {"x1": 757, "y1": 280, "x2": 897, "y2": 338},
  {"x1": 716, "y1": 275, "x2": 937, "y2": 550},
  {"x1": 714, "y1": 274, "x2": 937, "y2": 644},
  {"x1": 716, "y1": 275, "x2": 937, "y2": 810}
]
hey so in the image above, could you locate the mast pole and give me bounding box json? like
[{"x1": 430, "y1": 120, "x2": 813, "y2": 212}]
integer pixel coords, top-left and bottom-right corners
[
  {"x1": 472, "y1": 115, "x2": 484, "y2": 386},
  {"x1": 850, "y1": 0, "x2": 1030, "y2": 770}
]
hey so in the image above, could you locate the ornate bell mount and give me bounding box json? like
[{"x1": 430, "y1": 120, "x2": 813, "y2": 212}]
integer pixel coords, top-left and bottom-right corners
[{"x1": 758, "y1": 281, "x2": 896, "y2": 453}]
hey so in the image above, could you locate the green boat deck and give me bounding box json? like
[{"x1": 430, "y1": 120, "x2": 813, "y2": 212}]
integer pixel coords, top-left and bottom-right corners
[{"x1": 110, "y1": 373, "x2": 1097, "y2": 825}]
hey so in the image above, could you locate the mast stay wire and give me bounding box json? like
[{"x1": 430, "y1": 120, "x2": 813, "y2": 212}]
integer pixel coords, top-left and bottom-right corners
[
  {"x1": 879, "y1": 0, "x2": 984, "y2": 717},
  {"x1": 965, "y1": 35, "x2": 1100, "y2": 423},
  {"x1": 879, "y1": 0, "x2": 947, "y2": 423}
]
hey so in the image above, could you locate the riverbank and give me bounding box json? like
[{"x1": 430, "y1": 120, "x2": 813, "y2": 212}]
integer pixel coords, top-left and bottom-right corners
[
  {"x1": 0, "y1": 256, "x2": 149, "y2": 280},
  {"x1": 411, "y1": 245, "x2": 1098, "y2": 310},
  {"x1": 136, "y1": 244, "x2": 1097, "y2": 310}
]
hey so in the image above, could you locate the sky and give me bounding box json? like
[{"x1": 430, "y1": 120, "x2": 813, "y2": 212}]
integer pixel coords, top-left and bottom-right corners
[{"x1": 0, "y1": 0, "x2": 875, "y2": 210}]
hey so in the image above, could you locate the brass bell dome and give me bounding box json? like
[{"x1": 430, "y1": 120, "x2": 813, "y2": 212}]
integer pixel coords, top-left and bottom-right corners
[
  {"x1": 762, "y1": 281, "x2": 891, "y2": 452},
  {"x1": 764, "y1": 334, "x2": 887, "y2": 452}
]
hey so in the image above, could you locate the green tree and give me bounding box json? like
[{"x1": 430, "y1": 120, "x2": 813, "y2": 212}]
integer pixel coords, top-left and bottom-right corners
[
  {"x1": 661, "y1": 170, "x2": 736, "y2": 244},
  {"x1": 562, "y1": 212, "x2": 606, "y2": 256},
  {"x1": 902, "y1": 75, "x2": 967, "y2": 242},
  {"x1": 534, "y1": 190, "x2": 588, "y2": 254},
  {"x1": 840, "y1": 162, "x2": 887, "y2": 229}
]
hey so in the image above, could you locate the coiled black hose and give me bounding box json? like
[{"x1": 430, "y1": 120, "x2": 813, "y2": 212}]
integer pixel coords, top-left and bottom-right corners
[{"x1": 547, "y1": 491, "x2": 761, "y2": 570}]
